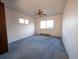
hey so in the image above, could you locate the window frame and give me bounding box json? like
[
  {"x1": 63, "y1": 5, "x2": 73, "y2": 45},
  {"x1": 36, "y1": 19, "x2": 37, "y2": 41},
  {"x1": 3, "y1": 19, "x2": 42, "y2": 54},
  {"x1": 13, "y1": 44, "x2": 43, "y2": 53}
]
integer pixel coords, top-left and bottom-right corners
[
  {"x1": 19, "y1": 18, "x2": 25, "y2": 24},
  {"x1": 19, "y1": 18, "x2": 30, "y2": 25},
  {"x1": 24, "y1": 19, "x2": 29, "y2": 24},
  {"x1": 40, "y1": 20, "x2": 54, "y2": 29}
]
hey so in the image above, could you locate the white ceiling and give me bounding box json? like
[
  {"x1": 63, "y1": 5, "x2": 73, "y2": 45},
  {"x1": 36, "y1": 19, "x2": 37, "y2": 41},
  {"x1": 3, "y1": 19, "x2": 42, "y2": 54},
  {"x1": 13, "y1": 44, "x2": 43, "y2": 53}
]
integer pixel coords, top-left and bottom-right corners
[{"x1": 2, "y1": 0, "x2": 67, "y2": 18}]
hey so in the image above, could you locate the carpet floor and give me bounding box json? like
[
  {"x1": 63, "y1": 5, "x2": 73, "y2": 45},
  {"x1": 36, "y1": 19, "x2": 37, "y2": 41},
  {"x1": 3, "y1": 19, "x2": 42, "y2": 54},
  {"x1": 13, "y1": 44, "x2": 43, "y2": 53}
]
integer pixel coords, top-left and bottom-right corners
[{"x1": 0, "y1": 35, "x2": 68, "y2": 59}]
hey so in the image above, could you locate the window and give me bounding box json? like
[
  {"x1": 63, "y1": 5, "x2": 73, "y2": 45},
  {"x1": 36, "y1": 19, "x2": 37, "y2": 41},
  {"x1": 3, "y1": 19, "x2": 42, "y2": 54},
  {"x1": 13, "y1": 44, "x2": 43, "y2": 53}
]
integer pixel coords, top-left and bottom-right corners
[
  {"x1": 19, "y1": 18, "x2": 24, "y2": 24},
  {"x1": 19, "y1": 18, "x2": 29, "y2": 24},
  {"x1": 40, "y1": 21, "x2": 46, "y2": 29},
  {"x1": 47, "y1": 20, "x2": 54, "y2": 29},
  {"x1": 40, "y1": 20, "x2": 54, "y2": 29},
  {"x1": 25, "y1": 19, "x2": 29, "y2": 24}
]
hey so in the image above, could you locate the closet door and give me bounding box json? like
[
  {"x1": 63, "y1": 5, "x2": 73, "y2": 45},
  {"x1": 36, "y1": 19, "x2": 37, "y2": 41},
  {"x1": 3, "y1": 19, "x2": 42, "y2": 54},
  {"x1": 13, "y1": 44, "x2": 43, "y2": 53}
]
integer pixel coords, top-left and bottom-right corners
[{"x1": 0, "y1": 2, "x2": 8, "y2": 54}]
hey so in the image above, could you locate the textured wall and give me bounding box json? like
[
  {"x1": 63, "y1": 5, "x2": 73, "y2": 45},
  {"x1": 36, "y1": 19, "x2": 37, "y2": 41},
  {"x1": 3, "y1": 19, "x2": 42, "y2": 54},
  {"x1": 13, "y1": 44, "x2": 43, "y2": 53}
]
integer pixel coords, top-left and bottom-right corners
[
  {"x1": 62, "y1": 0, "x2": 78, "y2": 59},
  {"x1": 5, "y1": 7, "x2": 35, "y2": 43}
]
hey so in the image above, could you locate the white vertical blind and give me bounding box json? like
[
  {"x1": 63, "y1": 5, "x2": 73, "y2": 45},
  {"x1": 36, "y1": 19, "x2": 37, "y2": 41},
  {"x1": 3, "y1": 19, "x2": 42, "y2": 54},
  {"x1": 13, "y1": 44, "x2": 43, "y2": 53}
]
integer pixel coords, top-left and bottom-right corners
[
  {"x1": 40, "y1": 20, "x2": 54, "y2": 29},
  {"x1": 47, "y1": 20, "x2": 54, "y2": 29},
  {"x1": 40, "y1": 21, "x2": 46, "y2": 29}
]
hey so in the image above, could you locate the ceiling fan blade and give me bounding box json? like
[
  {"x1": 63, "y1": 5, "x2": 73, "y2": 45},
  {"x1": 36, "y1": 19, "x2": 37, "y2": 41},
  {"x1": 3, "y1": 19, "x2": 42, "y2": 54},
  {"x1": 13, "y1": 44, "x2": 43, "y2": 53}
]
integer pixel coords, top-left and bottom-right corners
[
  {"x1": 41, "y1": 14, "x2": 47, "y2": 16},
  {"x1": 38, "y1": 10, "x2": 43, "y2": 13},
  {"x1": 34, "y1": 10, "x2": 47, "y2": 17},
  {"x1": 39, "y1": 15, "x2": 42, "y2": 17},
  {"x1": 34, "y1": 15, "x2": 37, "y2": 16}
]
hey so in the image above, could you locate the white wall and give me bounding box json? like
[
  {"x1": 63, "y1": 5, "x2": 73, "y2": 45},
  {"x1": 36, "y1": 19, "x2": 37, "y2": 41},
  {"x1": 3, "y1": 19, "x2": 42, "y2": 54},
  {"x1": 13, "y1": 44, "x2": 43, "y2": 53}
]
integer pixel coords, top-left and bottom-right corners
[
  {"x1": 5, "y1": 7, "x2": 35, "y2": 43},
  {"x1": 35, "y1": 15, "x2": 62, "y2": 37},
  {"x1": 62, "y1": 0, "x2": 78, "y2": 59}
]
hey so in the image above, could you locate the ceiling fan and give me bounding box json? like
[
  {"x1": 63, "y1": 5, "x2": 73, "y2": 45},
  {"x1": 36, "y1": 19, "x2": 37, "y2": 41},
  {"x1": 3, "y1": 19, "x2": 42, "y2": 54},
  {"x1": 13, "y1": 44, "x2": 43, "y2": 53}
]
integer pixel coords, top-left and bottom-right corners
[{"x1": 34, "y1": 10, "x2": 47, "y2": 17}]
